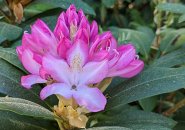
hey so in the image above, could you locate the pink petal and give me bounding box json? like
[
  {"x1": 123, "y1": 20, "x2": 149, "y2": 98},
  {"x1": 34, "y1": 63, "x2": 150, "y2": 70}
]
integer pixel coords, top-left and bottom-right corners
[
  {"x1": 108, "y1": 55, "x2": 119, "y2": 68},
  {"x1": 74, "y1": 85, "x2": 107, "y2": 112},
  {"x1": 54, "y1": 20, "x2": 69, "y2": 39},
  {"x1": 21, "y1": 49, "x2": 41, "y2": 74},
  {"x1": 90, "y1": 50, "x2": 109, "y2": 61},
  {"x1": 57, "y1": 37, "x2": 71, "y2": 58},
  {"x1": 80, "y1": 60, "x2": 108, "y2": 85},
  {"x1": 114, "y1": 44, "x2": 136, "y2": 69},
  {"x1": 40, "y1": 83, "x2": 72, "y2": 100},
  {"x1": 16, "y1": 46, "x2": 24, "y2": 60},
  {"x1": 66, "y1": 40, "x2": 88, "y2": 68},
  {"x1": 42, "y1": 56, "x2": 70, "y2": 83},
  {"x1": 74, "y1": 28, "x2": 89, "y2": 44},
  {"x1": 66, "y1": 4, "x2": 79, "y2": 25},
  {"x1": 21, "y1": 74, "x2": 46, "y2": 89},
  {"x1": 108, "y1": 60, "x2": 144, "y2": 78},
  {"x1": 89, "y1": 31, "x2": 113, "y2": 55},
  {"x1": 22, "y1": 32, "x2": 40, "y2": 52},
  {"x1": 58, "y1": 12, "x2": 67, "y2": 24},
  {"x1": 90, "y1": 21, "x2": 98, "y2": 42},
  {"x1": 109, "y1": 37, "x2": 117, "y2": 51},
  {"x1": 31, "y1": 19, "x2": 58, "y2": 55},
  {"x1": 39, "y1": 67, "x2": 48, "y2": 79},
  {"x1": 78, "y1": 16, "x2": 90, "y2": 30},
  {"x1": 32, "y1": 19, "x2": 57, "y2": 44},
  {"x1": 99, "y1": 31, "x2": 112, "y2": 39},
  {"x1": 33, "y1": 53, "x2": 42, "y2": 64},
  {"x1": 78, "y1": 9, "x2": 85, "y2": 20}
]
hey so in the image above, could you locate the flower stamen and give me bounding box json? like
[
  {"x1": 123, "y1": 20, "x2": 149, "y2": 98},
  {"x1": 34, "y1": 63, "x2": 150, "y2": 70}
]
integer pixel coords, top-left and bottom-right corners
[{"x1": 70, "y1": 24, "x2": 77, "y2": 40}]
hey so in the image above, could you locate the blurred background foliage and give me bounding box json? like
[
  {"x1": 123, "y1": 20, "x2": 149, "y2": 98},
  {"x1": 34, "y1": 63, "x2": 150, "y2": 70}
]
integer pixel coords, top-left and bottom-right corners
[{"x1": 0, "y1": 0, "x2": 185, "y2": 130}]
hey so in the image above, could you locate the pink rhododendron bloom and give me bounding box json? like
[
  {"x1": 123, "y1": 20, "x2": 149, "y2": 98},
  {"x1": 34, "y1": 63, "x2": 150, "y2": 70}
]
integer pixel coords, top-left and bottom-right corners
[
  {"x1": 16, "y1": 4, "x2": 144, "y2": 112},
  {"x1": 40, "y1": 42, "x2": 107, "y2": 112}
]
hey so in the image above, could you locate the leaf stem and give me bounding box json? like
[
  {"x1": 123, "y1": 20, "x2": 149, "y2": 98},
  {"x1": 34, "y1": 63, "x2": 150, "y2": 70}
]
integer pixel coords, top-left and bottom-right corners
[{"x1": 163, "y1": 98, "x2": 185, "y2": 116}]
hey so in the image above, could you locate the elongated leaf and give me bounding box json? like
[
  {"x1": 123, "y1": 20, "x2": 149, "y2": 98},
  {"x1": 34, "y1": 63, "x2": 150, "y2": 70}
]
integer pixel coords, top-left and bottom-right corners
[
  {"x1": 0, "y1": 111, "x2": 55, "y2": 130},
  {"x1": 88, "y1": 105, "x2": 139, "y2": 129},
  {"x1": 106, "y1": 67, "x2": 185, "y2": 111},
  {"x1": 22, "y1": 15, "x2": 58, "y2": 32},
  {"x1": 28, "y1": 0, "x2": 95, "y2": 16},
  {"x1": 159, "y1": 30, "x2": 179, "y2": 55},
  {"x1": 53, "y1": 0, "x2": 95, "y2": 15},
  {"x1": 10, "y1": 40, "x2": 21, "y2": 48},
  {"x1": 0, "y1": 59, "x2": 48, "y2": 108},
  {"x1": 85, "y1": 127, "x2": 131, "y2": 130},
  {"x1": 156, "y1": 3, "x2": 185, "y2": 14},
  {"x1": 92, "y1": 106, "x2": 176, "y2": 129},
  {"x1": 152, "y1": 47, "x2": 185, "y2": 67},
  {"x1": 173, "y1": 106, "x2": 185, "y2": 130},
  {"x1": 125, "y1": 124, "x2": 171, "y2": 130},
  {"x1": 0, "y1": 47, "x2": 25, "y2": 72},
  {"x1": 136, "y1": 26, "x2": 155, "y2": 42},
  {"x1": 0, "y1": 97, "x2": 54, "y2": 120},
  {"x1": 24, "y1": 2, "x2": 54, "y2": 19},
  {"x1": 0, "y1": 118, "x2": 46, "y2": 130},
  {"x1": 94, "y1": 123, "x2": 172, "y2": 130},
  {"x1": 109, "y1": 27, "x2": 153, "y2": 60},
  {"x1": 178, "y1": 14, "x2": 185, "y2": 23},
  {"x1": 102, "y1": 0, "x2": 116, "y2": 8},
  {"x1": 105, "y1": 77, "x2": 125, "y2": 92},
  {"x1": 158, "y1": 29, "x2": 185, "y2": 54},
  {"x1": 0, "y1": 22, "x2": 22, "y2": 41},
  {"x1": 0, "y1": 35, "x2": 6, "y2": 44},
  {"x1": 139, "y1": 96, "x2": 158, "y2": 111}
]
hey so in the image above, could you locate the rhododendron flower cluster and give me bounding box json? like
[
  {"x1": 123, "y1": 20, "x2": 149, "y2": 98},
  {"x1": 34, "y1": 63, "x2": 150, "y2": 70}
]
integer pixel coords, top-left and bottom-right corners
[{"x1": 16, "y1": 4, "x2": 144, "y2": 128}]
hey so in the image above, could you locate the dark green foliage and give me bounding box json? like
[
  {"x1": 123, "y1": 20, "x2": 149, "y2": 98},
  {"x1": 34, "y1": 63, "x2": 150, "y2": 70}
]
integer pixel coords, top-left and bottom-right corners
[{"x1": 0, "y1": 0, "x2": 185, "y2": 130}]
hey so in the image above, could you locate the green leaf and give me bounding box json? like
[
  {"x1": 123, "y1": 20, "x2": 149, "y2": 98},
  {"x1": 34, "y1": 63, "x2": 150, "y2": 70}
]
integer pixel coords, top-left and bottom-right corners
[
  {"x1": 156, "y1": 3, "x2": 185, "y2": 14},
  {"x1": 0, "y1": 118, "x2": 46, "y2": 130},
  {"x1": 24, "y1": 2, "x2": 54, "y2": 19},
  {"x1": 0, "y1": 47, "x2": 25, "y2": 72},
  {"x1": 173, "y1": 106, "x2": 185, "y2": 130},
  {"x1": 102, "y1": 0, "x2": 116, "y2": 8},
  {"x1": 10, "y1": 40, "x2": 21, "y2": 48},
  {"x1": 41, "y1": 15, "x2": 59, "y2": 30},
  {"x1": 94, "y1": 122, "x2": 173, "y2": 130},
  {"x1": 92, "y1": 106, "x2": 176, "y2": 129},
  {"x1": 152, "y1": 47, "x2": 185, "y2": 67},
  {"x1": 178, "y1": 14, "x2": 185, "y2": 23},
  {"x1": 129, "y1": 10, "x2": 145, "y2": 25},
  {"x1": 159, "y1": 30, "x2": 179, "y2": 55},
  {"x1": 0, "y1": 58, "x2": 48, "y2": 108},
  {"x1": 0, "y1": 111, "x2": 55, "y2": 130},
  {"x1": 0, "y1": 97, "x2": 54, "y2": 120},
  {"x1": 109, "y1": 27, "x2": 153, "y2": 60},
  {"x1": 0, "y1": 35, "x2": 6, "y2": 44},
  {"x1": 125, "y1": 125, "x2": 171, "y2": 130},
  {"x1": 136, "y1": 26, "x2": 155, "y2": 42},
  {"x1": 85, "y1": 127, "x2": 131, "y2": 130},
  {"x1": 0, "y1": 22, "x2": 22, "y2": 41},
  {"x1": 29, "y1": 0, "x2": 95, "y2": 16},
  {"x1": 22, "y1": 15, "x2": 59, "y2": 32},
  {"x1": 159, "y1": 29, "x2": 185, "y2": 55},
  {"x1": 139, "y1": 96, "x2": 158, "y2": 111},
  {"x1": 106, "y1": 67, "x2": 185, "y2": 111},
  {"x1": 105, "y1": 77, "x2": 125, "y2": 92}
]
